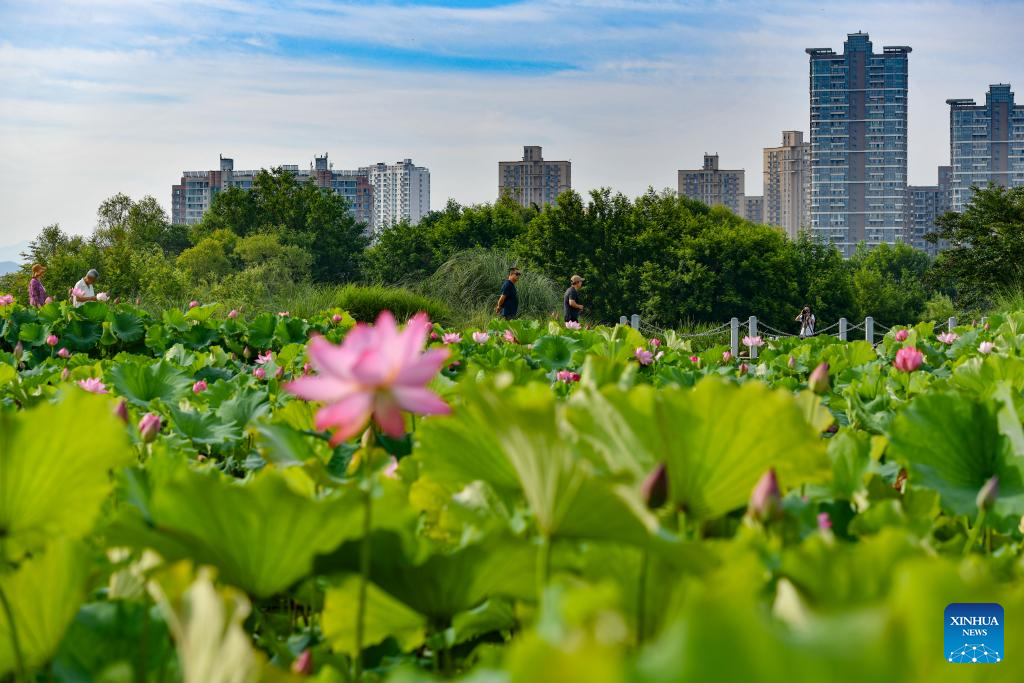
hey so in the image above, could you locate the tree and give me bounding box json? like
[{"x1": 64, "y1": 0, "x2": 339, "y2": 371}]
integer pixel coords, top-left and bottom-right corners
[
  {"x1": 849, "y1": 243, "x2": 931, "y2": 325},
  {"x1": 927, "y1": 185, "x2": 1024, "y2": 310}
]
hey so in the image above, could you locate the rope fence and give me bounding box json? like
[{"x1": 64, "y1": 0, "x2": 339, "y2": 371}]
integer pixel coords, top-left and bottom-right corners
[{"x1": 619, "y1": 313, "x2": 964, "y2": 358}]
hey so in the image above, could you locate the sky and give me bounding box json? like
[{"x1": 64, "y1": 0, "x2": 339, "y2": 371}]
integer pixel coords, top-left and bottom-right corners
[{"x1": 1, "y1": 0, "x2": 1023, "y2": 255}]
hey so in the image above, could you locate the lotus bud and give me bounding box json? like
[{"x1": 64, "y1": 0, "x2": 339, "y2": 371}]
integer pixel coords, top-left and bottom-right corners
[
  {"x1": 253, "y1": 367, "x2": 266, "y2": 380},
  {"x1": 60, "y1": 367, "x2": 70, "y2": 381},
  {"x1": 292, "y1": 650, "x2": 313, "y2": 675},
  {"x1": 228, "y1": 309, "x2": 238, "y2": 319},
  {"x1": 192, "y1": 380, "x2": 208, "y2": 394},
  {"x1": 976, "y1": 475, "x2": 999, "y2": 511},
  {"x1": 114, "y1": 399, "x2": 129, "y2": 424},
  {"x1": 46, "y1": 334, "x2": 58, "y2": 346},
  {"x1": 196, "y1": 454, "x2": 207, "y2": 462},
  {"x1": 44, "y1": 296, "x2": 53, "y2": 304},
  {"x1": 689, "y1": 355, "x2": 699, "y2": 364},
  {"x1": 894, "y1": 329, "x2": 909, "y2": 342},
  {"x1": 788, "y1": 355, "x2": 796, "y2": 369},
  {"x1": 893, "y1": 467, "x2": 908, "y2": 492},
  {"x1": 817, "y1": 512, "x2": 832, "y2": 531},
  {"x1": 57, "y1": 347, "x2": 70, "y2": 359},
  {"x1": 332, "y1": 314, "x2": 343, "y2": 324},
  {"x1": 138, "y1": 413, "x2": 161, "y2": 443},
  {"x1": 243, "y1": 346, "x2": 251, "y2": 360},
  {"x1": 188, "y1": 300, "x2": 199, "y2": 309},
  {"x1": 641, "y1": 463, "x2": 669, "y2": 510},
  {"x1": 649, "y1": 338, "x2": 661, "y2": 348},
  {"x1": 12, "y1": 341, "x2": 23, "y2": 361},
  {"x1": 808, "y1": 362, "x2": 830, "y2": 395},
  {"x1": 749, "y1": 469, "x2": 782, "y2": 522},
  {"x1": 275, "y1": 367, "x2": 283, "y2": 379},
  {"x1": 430, "y1": 331, "x2": 439, "y2": 341},
  {"x1": 738, "y1": 362, "x2": 749, "y2": 376},
  {"x1": 722, "y1": 350, "x2": 732, "y2": 363}
]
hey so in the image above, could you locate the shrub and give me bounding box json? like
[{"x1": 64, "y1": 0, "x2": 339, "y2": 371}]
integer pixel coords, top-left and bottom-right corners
[{"x1": 330, "y1": 284, "x2": 451, "y2": 324}]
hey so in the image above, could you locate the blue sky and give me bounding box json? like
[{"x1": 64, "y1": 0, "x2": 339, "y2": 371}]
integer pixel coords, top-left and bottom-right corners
[{"x1": 1, "y1": 0, "x2": 1023, "y2": 248}]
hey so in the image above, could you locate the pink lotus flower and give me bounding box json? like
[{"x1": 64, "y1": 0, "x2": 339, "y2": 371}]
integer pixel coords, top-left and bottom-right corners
[
  {"x1": 292, "y1": 649, "x2": 313, "y2": 675},
  {"x1": 893, "y1": 346, "x2": 923, "y2": 373},
  {"x1": 979, "y1": 341, "x2": 995, "y2": 354},
  {"x1": 749, "y1": 469, "x2": 782, "y2": 522},
  {"x1": 278, "y1": 311, "x2": 289, "y2": 317},
  {"x1": 57, "y1": 347, "x2": 70, "y2": 359},
  {"x1": 332, "y1": 314, "x2": 343, "y2": 324},
  {"x1": 472, "y1": 331, "x2": 490, "y2": 344},
  {"x1": 285, "y1": 311, "x2": 450, "y2": 444},
  {"x1": 742, "y1": 335, "x2": 764, "y2": 348},
  {"x1": 936, "y1": 332, "x2": 958, "y2": 345},
  {"x1": 77, "y1": 377, "x2": 108, "y2": 394},
  {"x1": 817, "y1": 512, "x2": 833, "y2": 531},
  {"x1": 0, "y1": 294, "x2": 13, "y2": 306},
  {"x1": 635, "y1": 347, "x2": 654, "y2": 366},
  {"x1": 256, "y1": 351, "x2": 273, "y2": 365},
  {"x1": 228, "y1": 309, "x2": 239, "y2": 319},
  {"x1": 443, "y1": 333, "x2": 462, "y2": 344},
  {"x1": 894, "y1": 329, "x2": 909, "y2": 342},
  {"x1": 46, "y1": 334, "x2": 58, "y2": 346},
  {"x1": 504, "y1": 329, "x2": 517, "y2": 343},
  {"x1": 275, "y1": 367, "x2": 283, "y2": 379},
  {"x1": 689, "y1": 355, "x2": 699, "y2": 364},
  {"x1": 138, "y1": 413, "x2": 161, "y2": 443},
  {"x1": 71, "y1": 288, "x2": 88, "y2": 300},
  {"x1": 193, "y1": 380, "x2": 208, "y2": 394},
  {"x1": 565, "y1": 321, "x2": 581, "y2": 330},
  {"x1": 649, "y1": 338, "x2": 661, "y2": 347},
  {"x1": 44, "y1": 296, "x2": 53, "y2": 304},
  {"x1": 115, "y1": 400, "x2": 129, "y2": 423},
  {"x1": 556, "y1": 370, "x2": 581, "y2": 383},
  {"x1": 722, "y1": 350, "x2": 732, "y2": 363},
  {"x1": 430, "y1": 331, "x2": 439, "y2": 341},
  {"x1": 96, "y1": 292, "x2": 109, "y2": 302},
  {"x1": 382, "y1": 456, "x2": 400, "y2": 479},
  {"x1": 60, "y1": 368, "x2": 70, "y2": 381},
  {"x1": 738, "y1": 362, "x2": 749, "y2": 376},
  {"x1": 188, "y1": 300, "x2": 199, "y2": 309},
  {"x1": 984, "y1": 321, "x2": 990, "y2": 331},
  {"x1": 253, "y1": 367, "x2": 266, "y2": 380},
  {"x1": 788, "y1": 355, "x2": 796, "y2": 369}
]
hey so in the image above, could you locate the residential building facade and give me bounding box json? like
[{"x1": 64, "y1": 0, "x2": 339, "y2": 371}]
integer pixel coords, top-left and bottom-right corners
[
  {"x1": 678, "y1": 154, "x2": 746, "y2": 217},
  {"x1": 906, "y1": 166, "x2": 952, "y2": 257},
  {"x1": 763, "y1": 130, "x2": 811, "y2": 239},
  {"x1": 499, "y1": 146, "x2": 571, "y2": 208},
  {"x1": 806, "y1": 33, "x2": 911, "y2": 256},
  {"x1": 171, "y1": 154, "x2": 373, "y2": 228},
  {"x1": 744, "y1": 196, "x2": 764, "y2": 223},
  {"x1": 947, "y1": 84, "x2": 1024, "y2": 212},
  {"x1": 361, "y1": 159, "x2": 431, "y2": 233}
]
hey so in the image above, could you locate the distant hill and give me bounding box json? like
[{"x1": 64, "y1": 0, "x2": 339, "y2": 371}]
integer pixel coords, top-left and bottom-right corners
[{"x1": 0, "y1": 261, "x2": 20, "y2": 275}]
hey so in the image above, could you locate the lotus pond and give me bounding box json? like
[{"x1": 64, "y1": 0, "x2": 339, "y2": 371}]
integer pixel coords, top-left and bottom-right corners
[{"x1": 1, "y1": 299, "x2": 1023, "y2": 682}]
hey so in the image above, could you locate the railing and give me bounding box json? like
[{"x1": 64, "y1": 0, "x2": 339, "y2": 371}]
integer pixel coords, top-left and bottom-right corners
[{"x1": 619, "y1": 314, "x2": 962, "y2": 358}]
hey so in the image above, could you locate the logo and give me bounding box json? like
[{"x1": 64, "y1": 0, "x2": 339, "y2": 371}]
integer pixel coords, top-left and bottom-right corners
[{"x1": 945, "y1": 603, "x2": 1004, "y2": 663}]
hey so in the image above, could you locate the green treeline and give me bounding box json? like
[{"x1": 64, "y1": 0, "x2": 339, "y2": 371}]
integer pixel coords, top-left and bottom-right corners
[{"x1": 4, "y1": 167, "x2": 1022, "y2": 328}]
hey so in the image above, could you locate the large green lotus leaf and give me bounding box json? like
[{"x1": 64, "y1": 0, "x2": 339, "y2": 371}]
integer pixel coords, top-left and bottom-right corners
[
  {"x1": 110, "y1": 311, "x2": 145, "y2": 343},
  {"x1": 62, "y1": 320, "x2": 102, "y2": 352},
  {"x1": 828, "y1": 429, "x2": 871, "y2": 499},
  {"x1": 167, "y1": 405, "x2": 240, "y2": 447},
  {"x1": 181, "y1": 324, "x2": 220, "y2": 350},
  {"x1": 819, "y1": 340, "x2": 877, "y2": 373},
  {"x1": 108, "y1": 468, "x2": 365, "y2": 597},
  {"x1": 274, "y1": 317, "x2": 309, "y2": 346},
  {"x1": 321, "y1": 574, "x2": 427, "y2": 656},
  {"x1": 215, "y1": 388, "x2": 270, "y2": 432},
  {"x1": 0, "y1": 392, "x2": 133, "y2": 560},
  {"x1": 161, "y1": 308, "x2": 189, "y2": 332},
  {"x1": 417, "y1": 382, "x2": 658, "y2": 544},
  {"x1": 75, "y1": 301, "x2": 109, "y2": 323},
  {"x1": 246, "y1": 314, "x2": 277, "y2": 350},
  {"x1": 184, "y1": 302, "x2": 222, "y2": 323},
  {"x1": 144, "y1": 323, "x2": 169, "y2": 355},
  {"x1": 951, "y1": 354, "x2": 1024, "y2": 396},
  {"x1": 887, "y1": 390, "x2": 1024, "y2": 520},
  {"x1": 566, "y1": 385, "x2": 658, "y2": 478},
  {"x1": 52, "y1": 601, "x2": 174, "y2": 683},
  {"x1": 594, "y1": 324, "x2": 648, "y2": 361},
  {"x1": 17, "y1": 321, "x2": 46, "y2": 346},
  {"x1": 0, "y1": 541, "x2": 90, "y2": 678},
  {"x1": 532, "y1": 335, "x2": 575, "y2": 371},
  {"x1": 109, "y1": 360, "x2": 192, "y2": 407}
]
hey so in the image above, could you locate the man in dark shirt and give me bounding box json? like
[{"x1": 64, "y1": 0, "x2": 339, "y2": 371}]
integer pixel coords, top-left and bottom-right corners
[
  {"x1": 495, "y1": 267, "x2": 520, "y2": 319},
  {"x1": 564, "y1": 275, "x2": 584, "y2": 322}
]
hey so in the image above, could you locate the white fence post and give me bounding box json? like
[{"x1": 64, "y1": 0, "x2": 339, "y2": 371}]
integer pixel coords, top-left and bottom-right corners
[
  {"x1": 748, "y1": 316, "x2": 758, "y2": 359},
  {"x1": 948, "y1": 316, "x2": 957, "y2": 332},
  {"x1": 838, "y1": 318, "x2": 848, "y2": 342},
  {"x1": 630, "y1": 314, "x2": 640, "y2": 330},
  {"x1": 865, "y1": 316, "x2": 874, "y2": 344},
  {"x1": 619, "y1": 315, "x2": 628, "y2": 326},
  {"x1": 730, "y1": 317, "x2": 739, "y2": 358}
]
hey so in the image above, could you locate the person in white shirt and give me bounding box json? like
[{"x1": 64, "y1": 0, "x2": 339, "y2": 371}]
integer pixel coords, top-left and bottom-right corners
[
  {"x1": 72, "y1": 269, "x2": 99, "y2": 307},
  {"x1": 795, "y1": 305, "x2": 816, "y2": 338}
]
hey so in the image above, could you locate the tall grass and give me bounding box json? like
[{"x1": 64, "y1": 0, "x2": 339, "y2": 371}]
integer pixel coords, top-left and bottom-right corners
[{"x1": 419, "y1": 249, "x2": 562, "y2": 325}]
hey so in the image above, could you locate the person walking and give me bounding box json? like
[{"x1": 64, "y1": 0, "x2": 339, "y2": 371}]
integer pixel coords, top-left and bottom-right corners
[
  {"x1": 564, "y1": 275, "x2": 585, "y2": 323},
  {"x1": 72, "y1": 269, "x2": 100, "y2": 307},
  {"x1": 795, "y1": 305, "x2": 815, "y2": 338},
  {"x1": 28, "y1": 264, "x2": 47, "y2": 307},
  {"x1": 494, "y1": 267, "x2": 520, "y2": 319}
]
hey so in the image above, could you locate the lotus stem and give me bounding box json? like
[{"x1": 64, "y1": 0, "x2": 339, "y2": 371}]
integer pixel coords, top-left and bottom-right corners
[
  {"x1": 537, "y1": 533, "x2": 552, "y2": 601},
  {"x1": 0, "y1": 582, "x2": 27, "y2": 683},
  {"x1": 354, "y1": 429, "x2": 376, "y2": 682},
  {"x1": 636, "y1": 548, "x2": 649, "y2": 646},
  {"x1": 962, "y1": 508, "x2": 987, "y2": 556}
]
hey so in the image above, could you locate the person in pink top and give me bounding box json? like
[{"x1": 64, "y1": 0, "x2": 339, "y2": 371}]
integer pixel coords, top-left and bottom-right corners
[{"x1": 28, "y1": 264, "x2": 47, "y2": 307}]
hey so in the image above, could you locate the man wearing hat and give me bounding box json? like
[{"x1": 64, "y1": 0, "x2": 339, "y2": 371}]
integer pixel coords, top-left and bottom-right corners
[
  {"x1": 495, "y1": 266, "x2": 521, "y2": 320},
  {"x1": 72, "y1": 269, "x2": 100, "y2": 307},
  {"x1": 564, "y1": 275, "x2": 585, "y2": 323}
]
